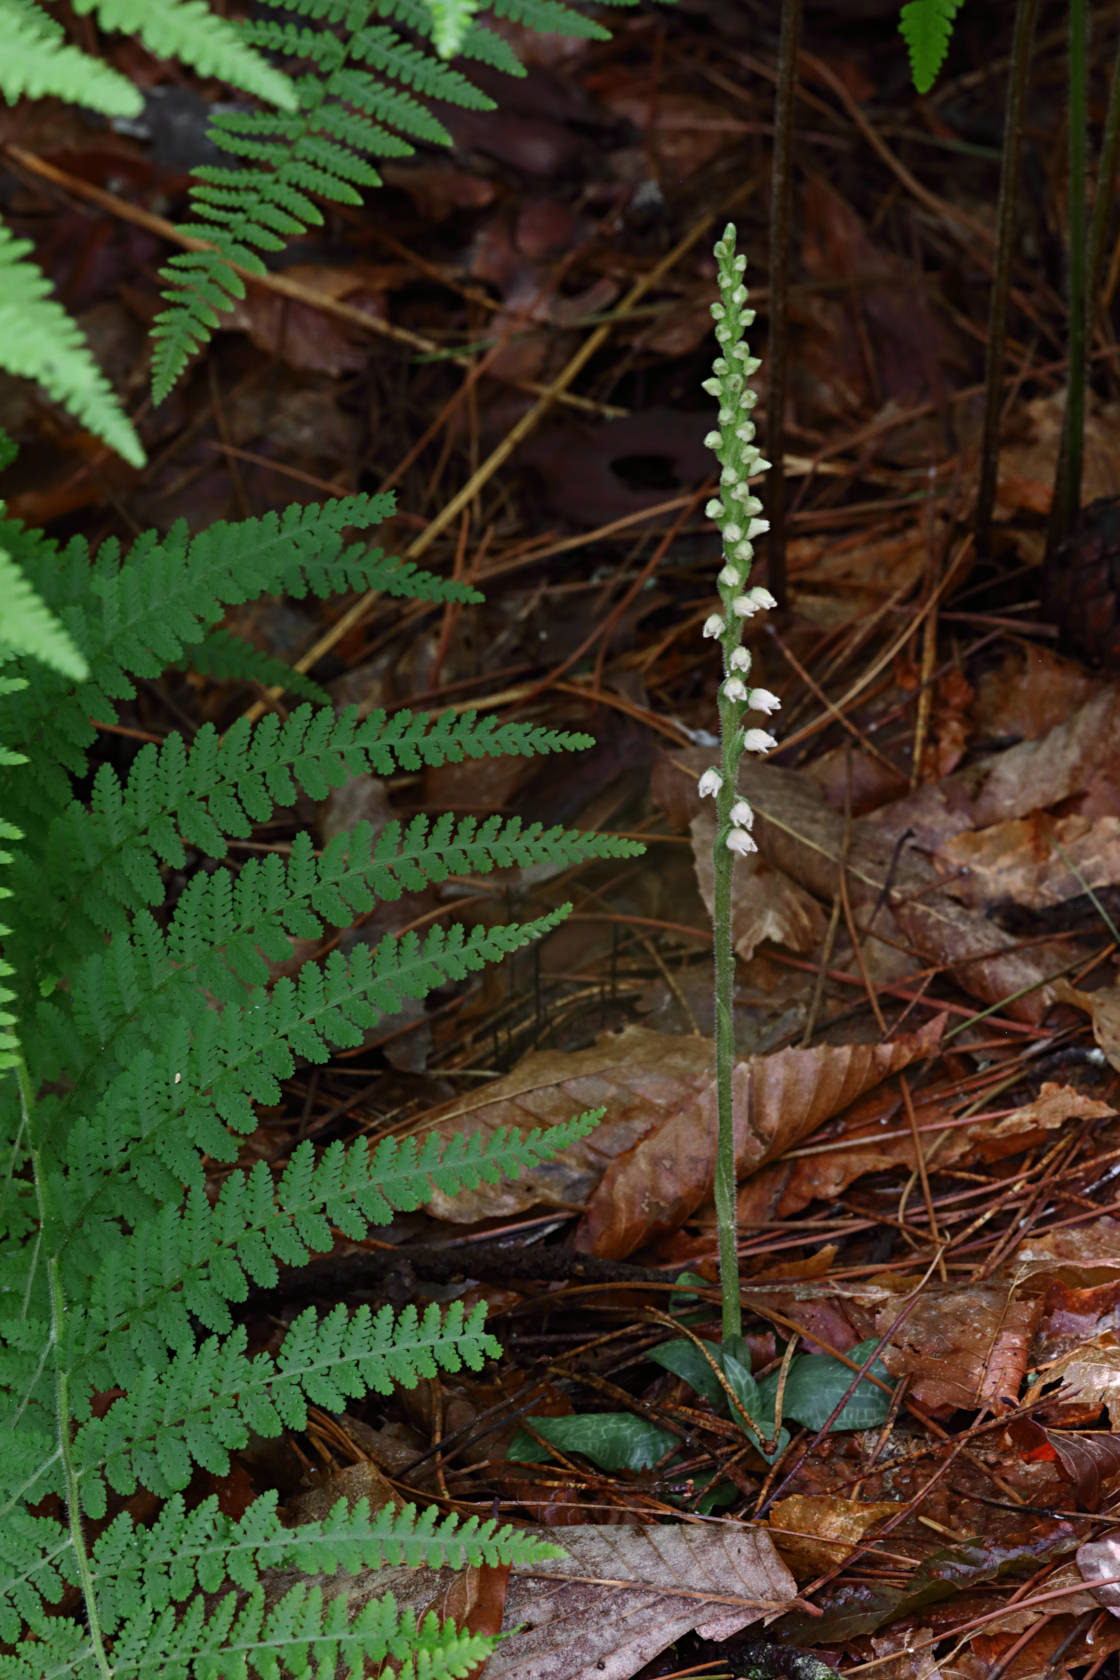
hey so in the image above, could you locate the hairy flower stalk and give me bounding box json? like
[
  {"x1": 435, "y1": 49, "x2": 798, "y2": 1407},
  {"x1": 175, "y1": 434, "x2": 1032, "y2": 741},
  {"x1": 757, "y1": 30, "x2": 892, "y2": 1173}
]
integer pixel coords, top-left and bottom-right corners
[{"x1": 700, "y1": 225, "x2": 778, "y2": 1340}]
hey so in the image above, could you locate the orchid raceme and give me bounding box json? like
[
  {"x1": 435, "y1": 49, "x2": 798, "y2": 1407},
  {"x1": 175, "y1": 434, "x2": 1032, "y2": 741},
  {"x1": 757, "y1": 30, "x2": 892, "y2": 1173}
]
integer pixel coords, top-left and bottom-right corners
[{"x1": 702, "y1": 224, "x2": 780, "y2": 1341}]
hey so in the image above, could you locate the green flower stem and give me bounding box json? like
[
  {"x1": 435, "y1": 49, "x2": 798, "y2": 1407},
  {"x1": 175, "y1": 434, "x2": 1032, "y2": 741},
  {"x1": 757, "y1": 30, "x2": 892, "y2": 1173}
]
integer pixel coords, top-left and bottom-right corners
[
  {"x1": 712, "y1": 706, "x2": 741, "y2": 1341},
  {"x1": 700, "y1": 226, "x2": 779, "y2": 1342}
]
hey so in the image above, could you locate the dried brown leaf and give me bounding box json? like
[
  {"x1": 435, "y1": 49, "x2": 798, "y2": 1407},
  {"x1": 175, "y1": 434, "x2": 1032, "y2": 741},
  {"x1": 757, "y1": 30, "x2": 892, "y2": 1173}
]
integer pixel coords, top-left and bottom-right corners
[
  {"x1": 422, "y1": 1027, "x2": 716, "y2": 1223},
  {"x1": 769, "y1": 1495, "x2": 903, "y2": 1578},
  {"x1": 690, "y1": 805, "x2": 827, "y2": 962},
  {"x1": 576, "y1": 1016, "x2": 944, "y2": 1260}
]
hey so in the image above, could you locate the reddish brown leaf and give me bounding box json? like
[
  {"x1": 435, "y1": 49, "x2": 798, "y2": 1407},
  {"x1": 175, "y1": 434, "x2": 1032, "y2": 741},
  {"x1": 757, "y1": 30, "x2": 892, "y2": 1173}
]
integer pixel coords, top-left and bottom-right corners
[
  {"x1": 576, "y1": 1015, "x2": 944, "y2": 1260},
  {"x1": 1045, "y1": 1429, "x2": 1120, "y2": 1509}
]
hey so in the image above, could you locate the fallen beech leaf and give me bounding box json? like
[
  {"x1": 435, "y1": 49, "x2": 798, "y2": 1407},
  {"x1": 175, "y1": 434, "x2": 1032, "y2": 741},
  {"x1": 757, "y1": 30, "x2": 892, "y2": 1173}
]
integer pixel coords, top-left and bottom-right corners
[
  {"x1": 256, "y1": 1521, "x2": 796, "y2": 1680},
  {"x1": 861, "y1": 1283, "x2": 1042, "y2": 1414},
  {"x1": 940, "y1": 812, "x2": 1120, "y2": 910},
  {"x1": 1077, "y1": 1532, "x2": 1120, "y2": 1613},
  {"x1": 1053, "y1": 978, "x2": 1120, "y2": 1071},
  {"x1": 482, "y1": 1523, "x2": 796, "y2": 1680},
  {"x1": 657, "y1": 750, "x2": 1070, "y2": 1022},
  {"x1": 1014, "y1": 1215, "x2": 1120, "y2": 1282},
  {"x1": 769, "y1": 1081, "x2": 1109, "y2": 1220},
  {"x1": 1045, "y1": 1429, "x2": 1120, "y2": 1509},
  {"x1": 421, "y1": 1026, "x2": 717, "y2": 1223},
  {"x1": 769, "y1": 1494, "x2": 902, "y2": 1577},
  {"x1": 577, "y1": 1016, "x2": 944, "y2": 1260},
  {"x1": 690, "y1": 805, "x2": 826, "y2": 961},
  {"x1": 1045, "y1": 1339, "x2": 1120, "y2": 1424}
]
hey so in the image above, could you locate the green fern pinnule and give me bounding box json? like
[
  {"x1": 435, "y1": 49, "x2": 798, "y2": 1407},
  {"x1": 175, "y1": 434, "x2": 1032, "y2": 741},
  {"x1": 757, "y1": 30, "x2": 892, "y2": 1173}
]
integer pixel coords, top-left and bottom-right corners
[
  {"x1": 0, "y1": 224, "x2": 145, "y2": 467},
  {"x1": 150, "y1": 0, "x2": 671, "y2": 404},
  {"x1": 72, "y1": 0, "x2": 299, "y2": 111},
  {"x1": 899, "y1": 0, "x2": 964, "y2": 94},
  {"x1": 0, "y1": 3, "x2": 142, "y2": 115}
]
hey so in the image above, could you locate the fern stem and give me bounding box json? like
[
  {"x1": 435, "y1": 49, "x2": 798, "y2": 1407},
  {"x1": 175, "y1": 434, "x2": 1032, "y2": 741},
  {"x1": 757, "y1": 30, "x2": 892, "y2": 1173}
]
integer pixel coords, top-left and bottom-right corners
[
  {"x1": 975, "y1": 0, "x2": 1039, "y2": 556},
  {"x1": 22, "y1": 1056, "x2": 112, "y2": 1680},
  {"x1": 1048, "y1": 0, "x2": 1089, "y2": 557},
  {"x1": 762, "y1": 0, "x2": 801, "y2": 617}
]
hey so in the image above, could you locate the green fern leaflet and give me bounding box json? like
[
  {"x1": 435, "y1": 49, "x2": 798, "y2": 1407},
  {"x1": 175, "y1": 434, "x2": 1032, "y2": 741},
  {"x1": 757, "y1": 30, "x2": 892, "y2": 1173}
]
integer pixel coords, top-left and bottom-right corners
[{"x1": 899, "y1": 0, "x2": 964, "y2": 94}]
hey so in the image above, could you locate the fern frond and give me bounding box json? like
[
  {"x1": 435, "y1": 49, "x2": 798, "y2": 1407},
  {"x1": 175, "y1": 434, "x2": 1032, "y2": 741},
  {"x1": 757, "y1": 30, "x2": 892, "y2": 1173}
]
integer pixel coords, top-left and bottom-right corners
[
  {"x1": 72, "y1": 1106, "x2": 605, "y2": 1391},
  {"x1": 73, "y1": 1298, "x2": 499, "y2": 1513},
  {"x1": 487, "y1": 0, "x2": 613, "y2": 37},
  {"x1": 0, "y1": 225, "x2": 144, "y2": 468},
  {"x1": 72, "y1": 0, "x2": 299, "y2": 111},
  {"x1": 0, "y1": 7, "x2": 141, "y2": 114},
  {"x1": 59, "y1": 907, "x2": 574, "y2": 1235},
  {"x1": 421, "y1": 0, "x2": 481, "y2": 59},
  {"x1": 180, "y1": 626, "x2": 330, "y2": 704},
  {"x1": 88, "y1": 1487, "x2": 558, "y2": 1639},
  {"x1": 0, "y1": 550, "x2": 89, "y2": 683},
  {"x1": 899, "y1": 0, "x2": 963, "y2": 93},
  {"x1": 7, "y1": 702, "x2": 599, "y2": 1002},
  {"x1": 125, "y1": 1579, "x2": 494, "y2": 1680},
  {"x1": 150, "y1": 0, "x2": 679, "y2": 401},
  {"x1": 0, "y1": 495, "x2": 405, "y2": 820}
]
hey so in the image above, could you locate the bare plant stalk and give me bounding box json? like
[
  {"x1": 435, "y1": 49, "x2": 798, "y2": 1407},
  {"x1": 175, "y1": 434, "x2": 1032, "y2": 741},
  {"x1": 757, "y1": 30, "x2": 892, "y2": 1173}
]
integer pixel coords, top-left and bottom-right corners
[
  {"x1": 975, "y1": 0, "x2": 1039, "y2": 556},
  {"x1": 700, "y1": 226, "x2": 779, "y2": 1342},
  {"x1": 763, "y1": 0, "x2": 801, "y2": 612},
  {"x1": 1048, "y1": 0, "x2": 1089, "y2": 560}
]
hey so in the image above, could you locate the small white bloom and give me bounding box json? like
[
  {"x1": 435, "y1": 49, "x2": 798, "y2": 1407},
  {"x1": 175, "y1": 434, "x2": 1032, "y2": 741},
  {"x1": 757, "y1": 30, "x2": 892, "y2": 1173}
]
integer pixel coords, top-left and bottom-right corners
[
  {"x1": 704, "y1": 430, "x2": 722, "y2": 450},
  {"x1": 718, "y1": 406, "x2": 735, "y2": 425},
  {"x1": 748, "y1": 585, "x2": 778, "y2": 611},
  {"x1": 749, "y1": 687, "x2": 781, "y2": 714},
  {"x1": 732, "y1": 594, "x2": 760, "y2": 618},
  {"x1": 723, "y1": 676, "x2": 749, "y2": 702},
  {"x1": 732, "y1": 540, "x2": 755, "y2": 563},
  {"x1": 744, "y1": 517, "x2": 770, "y2": 540},
  {"x1": 718, "y1": 565, "x2": 740, "y2": 589},
  {"x1": 727, "y1": 828, "x2": 757, "y2": 855},
  {"x1": 743, "y1": 728, "x2": 777, "y2": 754},
  {"x1": 723, "y1": 522, "x2": 743, "y2": 544},
  {"x1": 730, "y1": 798, "x2": 754, "y2": 828},
  {"x1": 729, "y1": 646, "x2": 751, "y2": 671},
  {"x1": 715, "y1": 324, "x2": 731, "y2": 344},
  {"x1": 702, "y1": 613, "x2": 725, "y2": 638},
  {"x1": 721, "y1": 466, "x2": 740, "y2": 487},
  {"x1": 701, "y1": 377, "x2": 721, "y2": 396},
  {"x1": 705, "y1": 498, "x2": 725, "y2": 521},
  {"x1": 698, "y1": 768, "x2": 723, "y2": 797},
  {"x1": 711, "y1": 302, "x2": 726, "y2": 320}
]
